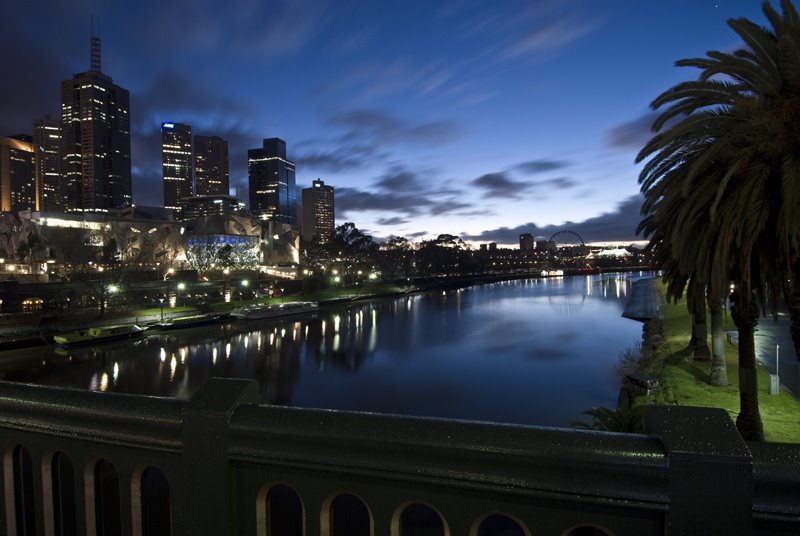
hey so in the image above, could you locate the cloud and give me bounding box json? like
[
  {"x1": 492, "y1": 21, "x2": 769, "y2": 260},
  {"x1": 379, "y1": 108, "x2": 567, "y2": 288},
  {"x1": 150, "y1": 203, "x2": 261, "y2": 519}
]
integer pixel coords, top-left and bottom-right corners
[
  {"x1": 607, "y1": 112, "x2": 660, "y2": 150},
  {"x1": 470, "y1": 172, "x2": 535, "y2": 199},
  {"x1": 329, "y1": 109, "x2": 461, "y2": 146},
  {"x1": 514, "y1": 159, "x2": 569, "y2": 174},
  {"x1": 374, "y1": 168, "x2": 427, "y2": 193},
  {"x1": 503, "y1": 16, "x2": 600, "y2": 60},
  {"x1": 462, "y1": 194, "x2": 645, "y2": 244},
  {"x1": 376, "y1": 217, "x2": 408, "y2": 226}
]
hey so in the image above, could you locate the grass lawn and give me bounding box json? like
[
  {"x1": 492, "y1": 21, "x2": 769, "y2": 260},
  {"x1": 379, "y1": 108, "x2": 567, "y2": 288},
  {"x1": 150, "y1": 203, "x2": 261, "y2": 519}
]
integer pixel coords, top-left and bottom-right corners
[{"x1": 641, "y1": 287, "x2": 800, "y2": 443}]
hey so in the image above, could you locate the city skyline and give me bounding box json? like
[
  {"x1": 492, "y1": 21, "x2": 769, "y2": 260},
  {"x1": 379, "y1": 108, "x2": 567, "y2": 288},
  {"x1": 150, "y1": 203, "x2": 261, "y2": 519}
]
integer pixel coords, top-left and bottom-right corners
[{"x1": 0, "y1": 1, "x2": 766, "y2": 244}]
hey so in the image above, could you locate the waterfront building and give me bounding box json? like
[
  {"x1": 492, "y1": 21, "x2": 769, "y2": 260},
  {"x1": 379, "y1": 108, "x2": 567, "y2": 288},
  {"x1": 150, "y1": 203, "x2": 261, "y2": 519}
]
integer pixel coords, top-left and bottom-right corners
[
  {"x1": 520, "y1": 233, "x2": 535, "y2": 251},
  {"x1": 60, "y1": 36, "x2": 131, "y2": 212},
  {"x1": 194, "y1": 135, "x2": 229, "y2": 197},
  {"x1": 182, "y1": 194, "x2": 244, "y2": 220},
  {"x1": 301, "y1": 178, "x2": 334, "y2": 245},
  {"x1": 161, "y1": 122, "x2": 193, "y2": 220},
  {"x1": 247, "y1": 138, "x2": 296, "y2": 224},
  {"x1": 0, "y1": 135, "x2": 36, "y2": 213},
  {"x1": 33, "y1": 115, "x2": 62, "y2": 212}
]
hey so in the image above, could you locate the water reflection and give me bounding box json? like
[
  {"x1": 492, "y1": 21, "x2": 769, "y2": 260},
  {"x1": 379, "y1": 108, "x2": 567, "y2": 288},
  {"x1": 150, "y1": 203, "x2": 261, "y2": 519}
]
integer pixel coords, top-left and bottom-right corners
[{"x1": 2, "y1": 274, "x2": 646, "y2": 427}]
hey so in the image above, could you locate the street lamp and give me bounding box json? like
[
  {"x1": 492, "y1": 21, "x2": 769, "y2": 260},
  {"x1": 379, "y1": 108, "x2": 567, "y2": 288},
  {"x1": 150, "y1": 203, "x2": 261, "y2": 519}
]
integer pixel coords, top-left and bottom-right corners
[{"x1": 158, "y1": 294, "x2": 166, "y2": 322}]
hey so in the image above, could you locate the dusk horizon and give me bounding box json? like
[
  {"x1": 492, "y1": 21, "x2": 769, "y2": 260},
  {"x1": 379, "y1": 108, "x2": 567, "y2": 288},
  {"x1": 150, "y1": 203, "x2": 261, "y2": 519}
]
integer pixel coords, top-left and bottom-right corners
[{"x1": 0, "y1": 1, "x2": 766, "y2": 244}]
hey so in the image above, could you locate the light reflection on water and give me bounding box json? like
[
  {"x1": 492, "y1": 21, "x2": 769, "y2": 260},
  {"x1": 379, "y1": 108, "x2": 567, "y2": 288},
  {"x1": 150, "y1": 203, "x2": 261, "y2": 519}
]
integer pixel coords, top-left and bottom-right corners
[{"x1": 2, "y1": 273, "x2": 647, "y2": 427}]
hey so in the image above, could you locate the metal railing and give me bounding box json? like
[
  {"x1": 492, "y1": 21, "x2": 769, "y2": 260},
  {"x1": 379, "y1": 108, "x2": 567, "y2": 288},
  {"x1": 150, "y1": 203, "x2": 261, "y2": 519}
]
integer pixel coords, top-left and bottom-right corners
[{"x1": 0, "y1": 378, "x2": 797, "y2": 535}]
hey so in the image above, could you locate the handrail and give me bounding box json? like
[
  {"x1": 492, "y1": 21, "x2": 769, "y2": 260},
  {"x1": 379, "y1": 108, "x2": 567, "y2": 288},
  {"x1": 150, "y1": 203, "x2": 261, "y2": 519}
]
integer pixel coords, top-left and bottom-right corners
[{"x1": 0, "y1": 378, "x2": 796, "y2": 535}]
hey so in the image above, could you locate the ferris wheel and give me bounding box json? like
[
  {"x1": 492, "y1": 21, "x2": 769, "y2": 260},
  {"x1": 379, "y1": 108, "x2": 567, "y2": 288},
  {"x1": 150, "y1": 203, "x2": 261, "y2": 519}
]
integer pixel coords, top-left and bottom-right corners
[{"x1": 548, "y1": 230, "x2": 585, "y2": 248}]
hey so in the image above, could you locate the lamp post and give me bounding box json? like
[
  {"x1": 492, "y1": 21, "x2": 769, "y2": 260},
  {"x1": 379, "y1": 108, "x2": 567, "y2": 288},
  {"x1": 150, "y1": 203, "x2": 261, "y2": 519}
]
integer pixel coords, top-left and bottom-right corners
[{"x1": 158, "y1": 294, "x2": 165, "y2": 322}]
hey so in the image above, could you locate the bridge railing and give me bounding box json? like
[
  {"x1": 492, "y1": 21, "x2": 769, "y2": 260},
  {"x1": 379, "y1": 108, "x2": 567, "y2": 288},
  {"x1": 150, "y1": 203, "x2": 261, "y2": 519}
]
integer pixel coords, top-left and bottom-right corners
[{"x1": 0, "y1": 378, "x2": 797, "y2": 535}]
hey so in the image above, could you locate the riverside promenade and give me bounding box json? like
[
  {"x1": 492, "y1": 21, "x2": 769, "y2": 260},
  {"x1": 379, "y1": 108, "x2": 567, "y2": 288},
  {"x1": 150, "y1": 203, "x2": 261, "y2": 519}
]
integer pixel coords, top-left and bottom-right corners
[{"x1": 753, "y1": 310, "x2": 799, "y2": 398}]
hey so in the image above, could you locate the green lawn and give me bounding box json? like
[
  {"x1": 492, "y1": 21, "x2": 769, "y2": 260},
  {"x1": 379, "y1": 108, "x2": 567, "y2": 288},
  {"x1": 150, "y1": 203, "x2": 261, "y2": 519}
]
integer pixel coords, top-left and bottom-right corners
[{"x1": 641, "y1": 287, "x2": 800, "y2": 443}]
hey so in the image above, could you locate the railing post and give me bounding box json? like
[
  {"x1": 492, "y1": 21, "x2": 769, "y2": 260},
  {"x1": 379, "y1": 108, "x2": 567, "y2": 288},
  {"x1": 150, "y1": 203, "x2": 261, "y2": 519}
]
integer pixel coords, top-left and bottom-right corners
[
  {"x1": 179, "y1": 378, "x2": 263, "y2": 535},
  {"x1": 645, "y1": 405, "x2": 752, "y2": 535}
]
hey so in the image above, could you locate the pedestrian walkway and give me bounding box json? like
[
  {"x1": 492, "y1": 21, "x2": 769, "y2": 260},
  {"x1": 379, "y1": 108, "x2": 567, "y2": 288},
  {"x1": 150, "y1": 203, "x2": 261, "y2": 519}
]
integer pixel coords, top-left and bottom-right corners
[{"x1": 753, "y1": 311, "x2": 799, "y2": 399}]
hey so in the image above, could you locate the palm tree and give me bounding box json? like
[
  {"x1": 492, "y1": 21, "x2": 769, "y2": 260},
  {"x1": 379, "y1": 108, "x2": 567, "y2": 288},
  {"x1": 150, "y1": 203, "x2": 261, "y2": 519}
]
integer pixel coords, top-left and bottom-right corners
[{"x1": 637, "y1": 0, "x2": 800, "y2": 440}]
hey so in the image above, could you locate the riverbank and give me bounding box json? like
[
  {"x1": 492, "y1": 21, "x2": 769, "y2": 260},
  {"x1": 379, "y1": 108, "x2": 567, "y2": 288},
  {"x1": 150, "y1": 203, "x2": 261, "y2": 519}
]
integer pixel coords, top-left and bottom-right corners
[{"x1": 636, "y1": 285, "x2": 800, "y2": 443}]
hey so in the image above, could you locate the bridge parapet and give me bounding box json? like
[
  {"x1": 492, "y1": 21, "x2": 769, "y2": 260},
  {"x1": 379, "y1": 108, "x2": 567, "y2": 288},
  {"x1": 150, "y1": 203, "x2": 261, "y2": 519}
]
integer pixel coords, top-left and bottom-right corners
[{"x1": 0, "y1": 378, "x2": 797, "y2": 535}]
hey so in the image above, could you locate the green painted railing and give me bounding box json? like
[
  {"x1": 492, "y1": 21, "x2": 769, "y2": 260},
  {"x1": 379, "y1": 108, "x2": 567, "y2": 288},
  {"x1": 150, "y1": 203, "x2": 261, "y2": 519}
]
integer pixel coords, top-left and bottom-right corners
[{"x1": 0, "y1": 378, "x2": 797, "y2": 535}]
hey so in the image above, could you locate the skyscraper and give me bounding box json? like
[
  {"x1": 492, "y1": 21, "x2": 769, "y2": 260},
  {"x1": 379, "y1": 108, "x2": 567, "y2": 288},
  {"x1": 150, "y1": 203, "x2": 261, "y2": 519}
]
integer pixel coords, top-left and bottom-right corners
[
  {"x1": 60, "y1": 36, "x2": 131, "y2": 212},
  {"x1": 194, "y1": 135, "x2": 229, "y2": 196},
  {"x1": 0, "y1": 136, "x2": 36, "y2": 213},
  {"x1": 301, "y1": 179, "x2": 335, "y2": 245},
  {"x1": 161, "y1": 122, "x2": 193, "y2": 219},
  {"x1": 33, "y1": 115, "x2": 61, "y2": 212},
  {"x1": 247, "y1": 138, "x2": 296, "y2": 224}
]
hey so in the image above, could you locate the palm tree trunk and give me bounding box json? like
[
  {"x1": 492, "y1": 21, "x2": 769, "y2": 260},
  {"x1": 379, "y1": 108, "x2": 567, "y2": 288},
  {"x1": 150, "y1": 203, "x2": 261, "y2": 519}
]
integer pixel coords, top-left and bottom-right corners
[
  {"x1": 688, "y1": 282, "x2": 710, "y2": 361},
  {"x1": 708, "y1": 298, "x2": 728, "y2": 386},
  {"x1": 730, "y1": 288, "x2": 764, "y2": 441}
]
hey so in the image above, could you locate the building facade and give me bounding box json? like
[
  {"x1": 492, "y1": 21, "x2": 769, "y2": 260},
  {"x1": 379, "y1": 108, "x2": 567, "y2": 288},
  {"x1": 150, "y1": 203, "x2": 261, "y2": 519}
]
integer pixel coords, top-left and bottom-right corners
[
  {"x1": 182, "y1": 195, "x2": 243, "y2": 220},
  {"x1": 60, "y1": 37, "x2": 131, "y2": 212},
  {"x1": 519, "y1": 233, "x2": 535, "y2": 251},
  {"x1": 161, "y1": 122, "x2": 193, "y2": 219},
  {"x1": 0, "y1": 136, "x2": 36, "y2": 213},
  {"x1": 247, "y1": 138, "x2": 296, "y2": 225},
  {"x1": 301, "y1": 178, "x2": 335, "y2": 245},
  {"x1": 194, "y1": 135, "x2": 229, "y2": 197},
  {"x1": 33, "y1": 116, "x2": 62, "y2": 212}
]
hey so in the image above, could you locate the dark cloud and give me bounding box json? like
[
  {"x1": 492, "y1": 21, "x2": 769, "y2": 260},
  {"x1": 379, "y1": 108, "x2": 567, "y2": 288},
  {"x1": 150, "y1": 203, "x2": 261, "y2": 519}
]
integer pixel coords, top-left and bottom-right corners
[
  {"x1": 462, "y1": 194, "x2": 644, "y2": 244},
  {"x1": 336, "y1": 187, "x2": 427, "y2": 218},
  {"x1": 132, "y1": 71, "x2": 255, "y2": 133},
  {"x1": 544, "y1": 177, "x2": 577, "y2": 190},
  {"x1": 607, "y1": 110, "x2": 687, "y2": 152},
  {"x1": 470, "y1": 172, "x2": 534, "y2": 199},
  {"x1": 294, "y1": 139, "x2": 388, "y2": 173},
  {"x1": 329, "y1": 109, "x2": 461, "y2": 146},
  {"x1": 376, "y1": 217, "x2": 408, "y2": 226},
  {"x1": 514, "y1": 159, "x2": 569, "y2": 174},
  {"x1": 374, "y1": 168, "x2": 426, "y2": 193}
]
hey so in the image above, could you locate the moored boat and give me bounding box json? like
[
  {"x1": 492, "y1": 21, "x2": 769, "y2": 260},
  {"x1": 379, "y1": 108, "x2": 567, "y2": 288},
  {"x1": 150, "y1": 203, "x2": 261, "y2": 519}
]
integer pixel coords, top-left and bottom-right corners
[
  {"x1": 230, "y1": 301, "x2": 319, "y2": 320},
  {"x1": 53, "y1": 324, "x2": 144, "y2": 346},
  {"x1": 153, "y1": 314, "x2": 219, "y2": 330}
]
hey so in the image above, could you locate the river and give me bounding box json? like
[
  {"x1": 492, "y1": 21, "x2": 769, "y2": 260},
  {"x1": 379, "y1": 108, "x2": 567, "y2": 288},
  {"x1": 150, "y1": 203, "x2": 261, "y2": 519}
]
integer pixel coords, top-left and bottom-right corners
[{"x1": 2, "y1": 272, "x2": 649, "y2": 427}]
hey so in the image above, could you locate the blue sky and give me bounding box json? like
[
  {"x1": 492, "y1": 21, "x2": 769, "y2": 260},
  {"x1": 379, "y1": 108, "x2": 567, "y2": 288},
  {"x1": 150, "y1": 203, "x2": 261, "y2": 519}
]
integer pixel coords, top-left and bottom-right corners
[{"x1": 0, "y1": 0, "x2": 767, "y2": 244}]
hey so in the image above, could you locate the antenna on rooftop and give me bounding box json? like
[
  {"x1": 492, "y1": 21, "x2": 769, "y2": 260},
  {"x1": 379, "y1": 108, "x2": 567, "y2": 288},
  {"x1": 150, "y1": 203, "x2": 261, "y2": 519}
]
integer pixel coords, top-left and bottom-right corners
[{"x1": 90, "y1": 15, "x2": 101, "y2": 73}]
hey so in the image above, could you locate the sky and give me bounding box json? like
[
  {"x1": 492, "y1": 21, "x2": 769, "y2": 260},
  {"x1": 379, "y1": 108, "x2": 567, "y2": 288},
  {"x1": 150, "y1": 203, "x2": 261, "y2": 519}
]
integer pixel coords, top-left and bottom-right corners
[{"x1": 0, "y1": 0, "x2": 768, "y2": 245}]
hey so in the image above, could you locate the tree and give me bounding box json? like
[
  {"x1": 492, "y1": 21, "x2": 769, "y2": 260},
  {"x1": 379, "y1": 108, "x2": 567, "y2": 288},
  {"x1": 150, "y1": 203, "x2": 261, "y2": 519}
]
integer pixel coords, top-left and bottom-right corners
[
  {"x1": 637, "y1": 0, "x2": 800, "y2": 439},
  {"x1": 377, "y1": 236, "x2": 414, "y2": 279}
]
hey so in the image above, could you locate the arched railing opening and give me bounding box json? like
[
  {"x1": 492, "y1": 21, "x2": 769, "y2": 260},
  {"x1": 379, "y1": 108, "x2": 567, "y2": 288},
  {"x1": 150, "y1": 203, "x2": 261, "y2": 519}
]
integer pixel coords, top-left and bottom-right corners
[
  {"x1": 476, "y1": 514, "x2": 527, "y2": 536},
  {"x1": 93, "y1": 459, "x2": 121, "y2": 536},
  {"x1": 51, "y1": 452, "x2": 76, "y2": 536},
  {"x1": 265, "y1": 484, "x2": 303, "y2": 536},
  {"x1": 140, "y1": 467, "x2": 171, "y2": 536},
  {"x1": 329, "y1": 493, "x2": 371, "y2": 536},
  {"x1": 12, "y1": 445, "x2": 35, "y2": 536},
  {"x1": 399, "y1": 503, "x2": 445, "y2": 535}
]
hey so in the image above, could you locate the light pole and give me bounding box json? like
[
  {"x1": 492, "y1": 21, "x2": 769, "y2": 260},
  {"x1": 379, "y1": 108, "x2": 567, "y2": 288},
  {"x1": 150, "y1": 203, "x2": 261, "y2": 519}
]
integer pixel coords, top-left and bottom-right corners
[{"x1": 158, "y1": 294, "x2": 165, "y2": 322}]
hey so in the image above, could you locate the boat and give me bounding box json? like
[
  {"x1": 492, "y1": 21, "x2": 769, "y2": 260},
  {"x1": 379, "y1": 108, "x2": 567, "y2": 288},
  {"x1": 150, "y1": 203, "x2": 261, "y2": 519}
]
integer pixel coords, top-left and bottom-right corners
[
  {"x1": 230, "y1": 301, "x2": 319, "y2": 320},
  {"x1": 153, "y1": 314, "x2": 219, "y2": 330},
  {"x1": 53, "y1": 324, "x2": 144, "y2": 346}
]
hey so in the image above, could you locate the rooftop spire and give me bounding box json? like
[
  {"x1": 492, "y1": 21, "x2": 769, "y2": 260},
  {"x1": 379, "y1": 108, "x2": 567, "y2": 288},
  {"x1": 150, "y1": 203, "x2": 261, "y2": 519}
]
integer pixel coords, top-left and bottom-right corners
[{"x1": 90, "y1": 16, "x2": 101, "y2": 72}]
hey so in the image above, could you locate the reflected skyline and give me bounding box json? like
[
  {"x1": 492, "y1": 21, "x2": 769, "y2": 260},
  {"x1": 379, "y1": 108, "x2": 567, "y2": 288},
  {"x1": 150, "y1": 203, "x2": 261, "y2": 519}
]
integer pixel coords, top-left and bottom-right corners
[{"x1": 2, "y1": 273, "x2": 645, "y2": 426}]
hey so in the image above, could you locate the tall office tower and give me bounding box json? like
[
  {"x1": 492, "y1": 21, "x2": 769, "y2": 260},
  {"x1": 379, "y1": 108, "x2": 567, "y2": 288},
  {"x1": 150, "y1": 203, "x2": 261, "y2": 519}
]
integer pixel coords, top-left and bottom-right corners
[
  {"x1": 301, "y1": 179, "x2": 335, "y2": 245},
  {"x1": 0, "y1": 136, "x2": 36, "y2": 213},
  {"x1": 194, "y1": 135, "x2": 229, "y2": 196},
  {"x1": 519, "y1": 233, "x2": 535, "y2": 251},
  {"x1": 161, "y1": 122, "x2": 193, "y2": 219},
  {"x1": 247, "y1": 138, "x2": 296, "y2": 224},
  {"x1": 33, "y1": 115, "x2": 62, "y2": 212},
  {"x1": 60, "y1": 36, "x2": 131, "y2": 212}
]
